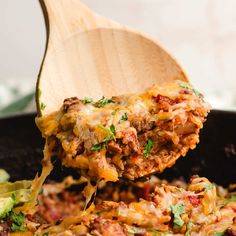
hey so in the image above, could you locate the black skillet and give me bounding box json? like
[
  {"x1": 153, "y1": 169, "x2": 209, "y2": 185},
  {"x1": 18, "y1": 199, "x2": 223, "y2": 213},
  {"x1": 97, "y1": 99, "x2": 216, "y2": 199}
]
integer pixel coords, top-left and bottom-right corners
[{"x1": 0, "y1": 110, "x2": 235, "y2": 186}]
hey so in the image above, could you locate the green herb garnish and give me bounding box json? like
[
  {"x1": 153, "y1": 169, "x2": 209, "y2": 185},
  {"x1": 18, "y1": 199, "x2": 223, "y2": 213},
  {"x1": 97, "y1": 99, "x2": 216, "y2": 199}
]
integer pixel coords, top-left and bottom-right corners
[
  {"x1": 40, "y1": 102, "x2": 46, "y2": 111},
  {"x1": 111, "y1": 108, "x2": 119, "y2": 115},
  {"x1": 11, "y1": 193, "x2": 16, "y2": 205},
  {"x1": 10, "y1": 212, "x2": 25, "y2": 226},
  {"x1": 158, "y1": 117, "x2": 170, "y2": 121},
  {"x1": 218, "y1": 200, "x2": 229, "y2": 209},
  {"x1": 39, "y1": 187, "x2": 44, "y2": 194},
  {"x1": 110, "y1": 124, "x2": 116, "y2": 136},
  {"x1": 184, "y1": 223, "x2": 192, "y2": 236},
  {"x1": 82, "y1": 97, "x2": 93, "y2": 104},
  {"x1": 144, "y1": 139, "x2": 154, "y2": 158},
  {"x1": 230, "y1": 195, "x2": 236, "y2": 201},
  {"x1": 11, "y1": 223, "x2": 27, "y2": 232},
  {"x1": 38, "y1": 88, "x2": 45, "y2": 110},
  {"x1": 178, "y1": 81, "x2": 204, "y2": 100},
  {"x1": 214, "y1": 232, "x2": 225, "y2": 236},
  {"x1": 10, "y1": 211, "x2": 27, "y2": 232},
  {"x1": 219, "y1": 195, "x2": 236, "y2": 209},
  {"x1": 127, "y1": 227, "x2": 144, "y2": 235},
  {"x1": 117, "y1": 208, "x2": 125, "y2": 216},
  {"x1": 205, "y1": 183, "x2": 214, "y2": 191},
  {"x1": 120, "y1": 112, "x2": 128, "y2": 122},
  {"x1": 91, "y1": 143, "x2": 105, "y2": 151},
  {"x1": 91, "y1": 124, "x2": 116, "y2": 151},
  {"x1": 98, "y1": 124, "x2": 116, "y2": 141},
  {"x1": 93, "y1": 96, "x2": 114, "y2": 108},
  {"x1": 170, "y1": 203, "x2": 185, "y2": 229}
]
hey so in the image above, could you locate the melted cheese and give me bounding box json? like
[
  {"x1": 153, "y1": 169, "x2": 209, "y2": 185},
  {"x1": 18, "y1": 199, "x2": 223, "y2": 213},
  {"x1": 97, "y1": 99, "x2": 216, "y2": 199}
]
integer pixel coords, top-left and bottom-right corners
[
  {"x1": 33, "y1": 176, "x2": 236, "y2": 235},
  {"x1": 36, "y1": 80, "x2": 210, "y2": 184},
  {"x1": 29, "y1": 81, "x2": 213, "y2": 235},
  {"x1": 15, "y1": 139, "x2": 54, "y2": 214}
]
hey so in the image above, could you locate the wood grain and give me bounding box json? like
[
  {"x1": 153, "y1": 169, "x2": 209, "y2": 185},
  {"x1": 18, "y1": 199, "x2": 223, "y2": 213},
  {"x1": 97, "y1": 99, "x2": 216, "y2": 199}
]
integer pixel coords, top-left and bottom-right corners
[{"x1": 37, "y1": 0, "x2": 188, "y2": 115}]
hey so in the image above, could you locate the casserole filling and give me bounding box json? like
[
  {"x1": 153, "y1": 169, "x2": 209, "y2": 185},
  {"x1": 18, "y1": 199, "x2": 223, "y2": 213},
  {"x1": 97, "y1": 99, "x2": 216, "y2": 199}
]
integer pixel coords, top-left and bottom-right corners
[
  {"x1": 1, "y1": 176, "x2": 234, "y2": 236},
  {"x1": 34, "y1": 176, "x2": 234, "y2": 236},
  {"x1": 0, "y1": 81, "x2": 219, "y2": 235},
  {"x1": 36, "y1": 81, "x2": 210, "y2": 182}
]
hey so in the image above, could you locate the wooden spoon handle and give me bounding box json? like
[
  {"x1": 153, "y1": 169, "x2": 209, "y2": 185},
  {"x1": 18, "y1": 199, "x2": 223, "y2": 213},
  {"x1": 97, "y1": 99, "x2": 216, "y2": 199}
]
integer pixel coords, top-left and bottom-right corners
[{"x1": 42, "y1": 0, "x2": 122, "y2": 47}]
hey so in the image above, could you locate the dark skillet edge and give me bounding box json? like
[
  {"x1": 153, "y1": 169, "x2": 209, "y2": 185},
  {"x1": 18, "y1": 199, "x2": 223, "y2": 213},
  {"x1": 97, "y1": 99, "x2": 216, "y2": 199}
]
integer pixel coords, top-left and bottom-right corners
[
  {"x1": 0, "y1": 110, "x2": 235, "y2": 186},
  {"x1": 0, "y1": 112, "x2": 42, "y2": 181},
  {"x1": 0, "y1": 112, "x2": 85, "y2": 182}
]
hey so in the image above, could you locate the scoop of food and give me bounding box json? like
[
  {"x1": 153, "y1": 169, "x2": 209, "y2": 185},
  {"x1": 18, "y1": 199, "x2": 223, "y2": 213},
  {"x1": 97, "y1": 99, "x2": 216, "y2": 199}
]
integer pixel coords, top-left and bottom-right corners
[{"x1": 36, "y1": 81, "x2": 210, "y2": 182}]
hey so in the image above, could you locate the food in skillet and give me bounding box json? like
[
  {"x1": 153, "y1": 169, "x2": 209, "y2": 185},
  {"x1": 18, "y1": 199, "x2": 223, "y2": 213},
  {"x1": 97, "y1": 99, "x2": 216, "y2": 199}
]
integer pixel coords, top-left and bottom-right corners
[
  {"x1": 0, "y1": 175, "x2": 235, "y2": 235},
  {"x1": 0, "y1": 81, "x2": 212, "y2": 235},
  {"x1": 36, "y1": 80, "x2": 210, "y2": 184}
]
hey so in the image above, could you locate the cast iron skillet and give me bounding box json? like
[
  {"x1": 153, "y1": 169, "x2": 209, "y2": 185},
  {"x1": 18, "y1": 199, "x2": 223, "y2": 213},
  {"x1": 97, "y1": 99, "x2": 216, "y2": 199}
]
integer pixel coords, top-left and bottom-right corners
[{"x1": 0, "y1": 110, "x2": 235, "y2": 186}]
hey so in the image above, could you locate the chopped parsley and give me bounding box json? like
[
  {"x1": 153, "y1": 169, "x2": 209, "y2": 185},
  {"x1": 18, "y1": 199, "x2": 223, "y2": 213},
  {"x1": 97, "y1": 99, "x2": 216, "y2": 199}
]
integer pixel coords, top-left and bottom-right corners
[
  {"x1": 110, "y1": 124, "x2": 116, "y2": 136},
  {"x1": 219, "y1": 195, "x2": 236, "y2": 209},
  {"x1": 158, "y1": 117, "x2": 170, "y2": 121},
  {"x1": 98, "y1": 124, "x2": 116, "y2": 141},
  {"x1": 127, "y1": 227, "x2": 144, "y2": 235},
  {"x1": 40, "y1": 102, "x2": 46, "y2": 111},
  {"x1": 214, "y1": 232, "x2": 225, "y2": 236},
  {"x1": 178, "y1": 81, "x2": 203, "y2": 100},
  {"x1": 117, "y1": 208, "x2": 125, "y2": 216},
  {"x1": 170, "y1": 203, "x2": 185, "y2": 229},
  {"x1": 10, "y1": 212, "x2": 25, "y2": 226},
  {"x1": 111, "y1": 108, "x2": 119, "y2": 115},
  {"x1": 184, "y1": 222, "x2": 192, "y2": 236},
  {"x1": 10, "y1": 211, "x2": 27, "y2": 232},
  {"x1": 120, "y1": 112, "x2": 128, "y2": 122},
  {"x1": 218, "y1": 200, "x2": 229, "y2": 209},
  {"x1": 230, "y1": 195, "x2": 236, "y2": 201},
  {"x1": 93, "y1": 96, "x2": 113, "y2": 108},
  {"x1": 204, "y1": 183, "x2": 214, "y2": 191},
  {"x1": 82, "y1": 97, "x2": 93, "y2": 104},
  {"x1": 37, "y1": 88, "x2": 46, "y2": 111},
  {"x1": 144, "y1": 139, "x2": 154, "y2": 158},
  {"x1": 11, "y1": 223, "x2": 27, "y2": 232},
  {"x1": 91, "y1": 124, "x2": 116, "y2": 151},
  {"x1": 11, "y1": 193, "x2": 16, "y2": 204},
  {"x1": 91, "y1": 143, "x2": 104, "y2": 151},
  {"x1": 39, "y1": 187, "x2": 44, "y2": 194}
]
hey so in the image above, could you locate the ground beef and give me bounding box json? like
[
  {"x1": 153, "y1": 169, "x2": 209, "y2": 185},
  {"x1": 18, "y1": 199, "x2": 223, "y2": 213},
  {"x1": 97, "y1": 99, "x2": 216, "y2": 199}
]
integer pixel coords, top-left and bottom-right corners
[
  {"x1": 90, "y1": 218, "x2": 127, "y2": 236},
  {"x1": 36, "y1": 190, "x2": 83, "y2": 224},
  {"x1": 107, "y1": 140, "x2": 122, "y2": 154},
  {"x1": 0, "y1": 222, "x2": 10, "y2": 236},
  {"x1": 63, "y1": 97, "x2": 83, "y2": 112},
  {"x1": 130, "y1": 116, "x2": 155, "y2": 133}
]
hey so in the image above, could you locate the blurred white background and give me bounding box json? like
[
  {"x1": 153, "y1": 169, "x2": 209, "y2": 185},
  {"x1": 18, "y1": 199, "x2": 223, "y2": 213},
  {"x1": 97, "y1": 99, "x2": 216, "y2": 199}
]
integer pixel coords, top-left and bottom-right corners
[{"x1": 0, "y1": 0, "x2": 236, "y2": 113}]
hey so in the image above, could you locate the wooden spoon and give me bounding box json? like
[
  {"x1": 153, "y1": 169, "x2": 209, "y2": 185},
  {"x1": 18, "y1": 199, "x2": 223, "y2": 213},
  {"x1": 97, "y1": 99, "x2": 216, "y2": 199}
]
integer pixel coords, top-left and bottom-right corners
[{"x1": 37, "y1": 0, "x2": 188, "y2": 115}]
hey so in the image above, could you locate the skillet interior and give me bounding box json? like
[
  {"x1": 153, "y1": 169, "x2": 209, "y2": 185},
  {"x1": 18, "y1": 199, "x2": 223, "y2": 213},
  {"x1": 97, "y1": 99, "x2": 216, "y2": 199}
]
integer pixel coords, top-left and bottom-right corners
[{"x1": 0, "y1": 110, "x2": 235, "y2": 186}]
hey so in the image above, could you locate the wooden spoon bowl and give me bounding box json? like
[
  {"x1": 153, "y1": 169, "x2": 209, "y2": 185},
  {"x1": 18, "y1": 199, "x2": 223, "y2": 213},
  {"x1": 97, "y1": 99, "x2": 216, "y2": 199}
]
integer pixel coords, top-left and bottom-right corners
[{"x1": 37, "y1": 0, "x2": 188, "y2": 115}]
